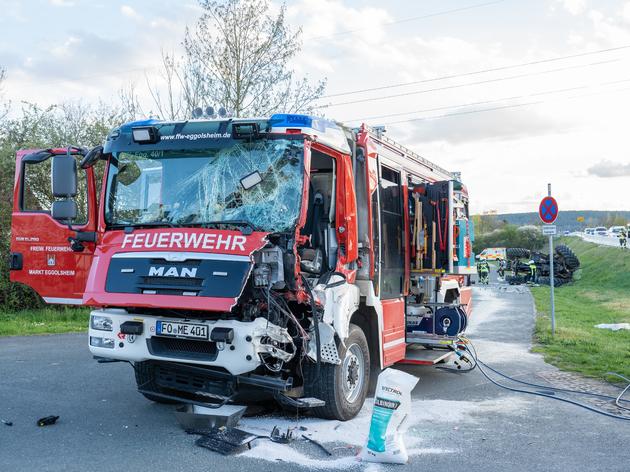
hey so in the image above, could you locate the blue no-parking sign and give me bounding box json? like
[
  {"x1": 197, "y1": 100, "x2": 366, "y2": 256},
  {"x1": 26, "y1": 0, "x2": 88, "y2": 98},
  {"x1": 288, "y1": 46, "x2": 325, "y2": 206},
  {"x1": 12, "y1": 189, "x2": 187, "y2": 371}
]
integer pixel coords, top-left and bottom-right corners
[{"x1": 539, "y1": 196, "x2": 558, "y2": 224}]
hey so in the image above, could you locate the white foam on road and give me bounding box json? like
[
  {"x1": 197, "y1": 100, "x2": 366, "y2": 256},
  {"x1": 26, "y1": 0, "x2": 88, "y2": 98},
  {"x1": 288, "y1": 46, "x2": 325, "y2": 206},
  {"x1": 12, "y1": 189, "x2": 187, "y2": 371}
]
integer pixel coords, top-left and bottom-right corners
[
  {"x1": 465, "y1": 287, "x2": 511, "y2": 335},
  {"x1": 240, "y1": 394, "x2": 530, "y2": 468},
  {"x1": 240, "y1": 284, "x2": 535, "y2": 468}
]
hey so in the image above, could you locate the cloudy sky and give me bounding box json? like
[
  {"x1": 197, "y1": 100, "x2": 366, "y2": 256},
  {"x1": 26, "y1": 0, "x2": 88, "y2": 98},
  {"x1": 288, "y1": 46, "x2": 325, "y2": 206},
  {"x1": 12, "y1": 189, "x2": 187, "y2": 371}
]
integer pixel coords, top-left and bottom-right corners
[{"x1": 1, "y1": 0, "x2": 629, "y2": 214}]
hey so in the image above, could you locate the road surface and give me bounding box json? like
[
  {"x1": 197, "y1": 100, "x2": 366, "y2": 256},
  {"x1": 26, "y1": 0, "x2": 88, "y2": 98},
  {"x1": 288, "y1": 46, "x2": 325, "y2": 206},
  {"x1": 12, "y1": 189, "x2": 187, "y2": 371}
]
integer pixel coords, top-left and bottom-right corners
[{"x1": 1, "y1": 281, "x2": 628, "y2": 471}]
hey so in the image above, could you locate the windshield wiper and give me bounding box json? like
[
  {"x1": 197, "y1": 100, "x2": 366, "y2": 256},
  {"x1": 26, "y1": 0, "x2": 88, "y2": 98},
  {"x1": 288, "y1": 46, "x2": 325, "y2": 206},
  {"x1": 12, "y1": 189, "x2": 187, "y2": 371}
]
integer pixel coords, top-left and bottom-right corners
[{"x1": 203, "y1": 220, "x2": 259, "y2": 235}]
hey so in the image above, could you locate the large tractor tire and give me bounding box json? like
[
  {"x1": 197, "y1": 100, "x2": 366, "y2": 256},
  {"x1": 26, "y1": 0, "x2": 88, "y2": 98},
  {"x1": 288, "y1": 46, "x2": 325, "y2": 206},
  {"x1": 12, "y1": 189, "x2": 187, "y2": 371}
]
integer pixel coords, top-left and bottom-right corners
[
  {"x1": 555, "y1": 245, "x2": 580, "y2": 270},
  {"x1": 134, "y1": 361, "x2": 180, "y2": 404},
  {"x1": 506, "y1": 248, "x2": 531, "y2": 259},
  {"x1": 303, "y1": 324, "x2": 370, "y2": 421},
  {"x1": 506, "y1": 275, "x2": 526, "y2": 285},
  {"x1": 537, "y1": 276, "x2": 569, "y2": 287}
]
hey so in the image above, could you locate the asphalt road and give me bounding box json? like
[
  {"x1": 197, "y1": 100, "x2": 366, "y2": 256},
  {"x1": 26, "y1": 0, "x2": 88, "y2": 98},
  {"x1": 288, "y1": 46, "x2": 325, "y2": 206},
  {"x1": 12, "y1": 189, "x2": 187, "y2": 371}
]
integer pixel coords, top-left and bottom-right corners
[
  {"x1": 1, "y1": 277, "x2": 629, "y2": 471},
  {"x1": 579, "y1": 232, "x2": 626, "y2": 248}
]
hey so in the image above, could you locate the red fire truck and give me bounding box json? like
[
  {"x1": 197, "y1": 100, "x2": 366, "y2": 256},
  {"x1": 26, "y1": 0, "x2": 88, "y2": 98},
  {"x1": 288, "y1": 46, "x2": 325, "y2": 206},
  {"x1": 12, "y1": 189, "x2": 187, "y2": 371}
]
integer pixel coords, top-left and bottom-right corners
[{"x1": 10, "y1": 114, "x2": 475, "y2": 420}]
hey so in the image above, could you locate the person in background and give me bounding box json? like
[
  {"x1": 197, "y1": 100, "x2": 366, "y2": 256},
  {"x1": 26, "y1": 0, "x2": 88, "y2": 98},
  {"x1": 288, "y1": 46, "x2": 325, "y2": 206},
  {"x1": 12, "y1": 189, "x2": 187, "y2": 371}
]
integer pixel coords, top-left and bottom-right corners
[
  {"x1": 619, "y1": 228, "x2": 627, "y2": 250},
  {"x1": 477, "y1": 259, "x2": 490, "y2": 284},
  {"x1": 497, "y1": 258, "x2": 506, "y2": 278},
  {"x1": 528, "y1": 260, "x2": 538, "y2": 283}
]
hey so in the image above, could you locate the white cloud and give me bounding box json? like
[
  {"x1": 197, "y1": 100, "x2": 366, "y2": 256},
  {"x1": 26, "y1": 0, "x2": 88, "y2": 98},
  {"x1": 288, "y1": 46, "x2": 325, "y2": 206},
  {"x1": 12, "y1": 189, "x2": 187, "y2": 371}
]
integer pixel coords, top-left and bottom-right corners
[
  {"x1": 587, "y1": 160, "x2": 630, "y2": 178},
  {"x1": 555, "y1": 0, "x2": 587, "y2": 16},
  {"x1": 50, "y1": 0, "x2": 75, "y2": 6},
  {"x1": 624, "y1": 2, "x2": 630, "y2": 24},
  {"x1": 121, "y1": 5, "x2": 140, "y2": 20}
]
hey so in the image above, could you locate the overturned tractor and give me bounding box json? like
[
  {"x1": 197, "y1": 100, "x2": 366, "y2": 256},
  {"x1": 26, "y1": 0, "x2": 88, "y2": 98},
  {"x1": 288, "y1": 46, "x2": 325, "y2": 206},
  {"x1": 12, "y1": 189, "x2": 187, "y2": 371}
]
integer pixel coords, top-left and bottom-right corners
[{"x1": 505, "y1": 245, "x2": 580, "y2": 286}]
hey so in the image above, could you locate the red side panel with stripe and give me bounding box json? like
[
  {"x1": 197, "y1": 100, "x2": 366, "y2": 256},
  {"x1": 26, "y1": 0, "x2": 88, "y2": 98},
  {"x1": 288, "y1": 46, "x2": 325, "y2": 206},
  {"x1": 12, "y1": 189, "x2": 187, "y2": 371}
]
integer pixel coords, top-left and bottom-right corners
[{"x1": 381, "y1": 298, "x2": 406, "y2": 366}]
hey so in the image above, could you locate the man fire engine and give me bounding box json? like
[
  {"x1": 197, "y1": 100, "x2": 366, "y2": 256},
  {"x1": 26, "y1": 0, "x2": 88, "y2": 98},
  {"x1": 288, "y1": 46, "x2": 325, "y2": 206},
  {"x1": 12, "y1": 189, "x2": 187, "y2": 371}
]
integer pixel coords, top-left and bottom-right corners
[{"x1": 10, "y1": 114, "x2": 475, "y2": 420}]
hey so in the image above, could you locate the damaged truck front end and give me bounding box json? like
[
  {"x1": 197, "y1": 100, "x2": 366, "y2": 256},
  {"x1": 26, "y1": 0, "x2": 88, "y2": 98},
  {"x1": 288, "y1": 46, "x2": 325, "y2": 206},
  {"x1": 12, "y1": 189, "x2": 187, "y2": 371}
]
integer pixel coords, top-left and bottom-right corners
[
  {"x1": 10, "y1": 114, "x2": 475, "y2": 421},
  {"x1": 9, "y1": 116, "x2": 364, "y2": 419}
]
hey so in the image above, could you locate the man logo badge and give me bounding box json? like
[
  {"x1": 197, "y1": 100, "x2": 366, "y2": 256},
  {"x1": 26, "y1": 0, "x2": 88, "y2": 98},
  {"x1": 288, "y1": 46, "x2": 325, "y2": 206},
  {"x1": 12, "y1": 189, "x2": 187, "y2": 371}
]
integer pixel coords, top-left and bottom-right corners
[{"x1": 148, "y1": 266, "x2": 198, "y2": 278}]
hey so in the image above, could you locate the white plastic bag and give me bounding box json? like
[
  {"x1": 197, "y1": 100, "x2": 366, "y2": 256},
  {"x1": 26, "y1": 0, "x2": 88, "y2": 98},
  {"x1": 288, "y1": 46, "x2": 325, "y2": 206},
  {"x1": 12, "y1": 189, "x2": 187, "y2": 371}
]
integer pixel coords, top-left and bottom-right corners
[{"x1": 359, "y1": 368, "x2": 419, "y2": 464}]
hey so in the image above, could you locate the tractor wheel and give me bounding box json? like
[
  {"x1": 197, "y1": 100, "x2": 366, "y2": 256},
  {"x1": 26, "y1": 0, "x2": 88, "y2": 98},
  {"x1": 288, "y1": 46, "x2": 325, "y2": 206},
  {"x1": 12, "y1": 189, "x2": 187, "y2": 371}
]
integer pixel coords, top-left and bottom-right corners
[
  {"x1": 555, "y1": 245, "x2": 580, "y2": 270},
  {"x1": 506, "y1": 248, "x2": 531, "y2": 259},
  {"x1": 505, "y1": 275, "x2": 526, "y2": 285}
]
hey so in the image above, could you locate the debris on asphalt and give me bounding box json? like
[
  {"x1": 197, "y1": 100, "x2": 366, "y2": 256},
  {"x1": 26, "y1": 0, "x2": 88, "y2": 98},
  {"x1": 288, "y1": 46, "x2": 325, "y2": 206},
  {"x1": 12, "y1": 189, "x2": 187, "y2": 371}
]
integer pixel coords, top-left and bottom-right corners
[
  {"x1": 175, "y1": 404, "x2": 247, "y2": 433},
  {"x1": 270, "y1": 425, "x2": 295, "y2": 443},
  {"x1": 195, "y1": 426, "x2": 257, "y2": 455},
  {"x1": 302, "y1": 434, "x2": 333, "y2": 456},
  {"x1": 1, "y1": 419, "x2": 13, "y2": 426},
  {"x1": 37, "y1": 415, "x2": 59, "y2": 427}
]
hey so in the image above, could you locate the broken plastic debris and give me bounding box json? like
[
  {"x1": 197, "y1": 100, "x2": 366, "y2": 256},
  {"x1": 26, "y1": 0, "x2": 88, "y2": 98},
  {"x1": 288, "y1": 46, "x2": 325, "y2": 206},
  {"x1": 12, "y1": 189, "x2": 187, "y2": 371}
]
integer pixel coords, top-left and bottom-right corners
[
  {"x1": 302, "y1": 434, "x2": 333, "y2": 456},
  {"x1": 195, "y1": 427, "x2": 258, "y2": 455},
  {"x1": 270, "y1": 425, "x2": 295, "y2": 443},
  {"x1": 37, "y1": 415, "x2": 59, "y2": 427}
]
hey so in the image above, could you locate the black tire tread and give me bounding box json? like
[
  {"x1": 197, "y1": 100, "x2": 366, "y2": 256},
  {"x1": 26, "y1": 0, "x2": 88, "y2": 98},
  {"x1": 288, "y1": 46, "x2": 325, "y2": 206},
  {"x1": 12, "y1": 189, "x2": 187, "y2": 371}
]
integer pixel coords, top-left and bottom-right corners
[
  {"x1": 506, "y1": 275, "x2": 526, "y2": 285},
  {"x1": 555, "y1": 245, "x2": 580, "y2": 270},
  {"x1": 506, "y1": 248, "x2": 531, "y2": 259}
]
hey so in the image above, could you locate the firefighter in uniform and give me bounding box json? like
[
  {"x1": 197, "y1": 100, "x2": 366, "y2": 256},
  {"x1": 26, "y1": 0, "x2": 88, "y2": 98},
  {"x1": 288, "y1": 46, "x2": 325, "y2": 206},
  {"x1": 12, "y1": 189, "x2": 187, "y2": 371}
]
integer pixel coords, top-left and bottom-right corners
[
  {"x1": 528, "y1": 260, "x2": 538, "y2": 283},
  {"x1": 497, "y1": 258, "x2": 506, "y2": 278},
  {"x1": 619, "y1": 229, "x2": 627, "y2": 249},
  {"x1": 477, "y1": 260, "x2": 490, "y2": 284}
]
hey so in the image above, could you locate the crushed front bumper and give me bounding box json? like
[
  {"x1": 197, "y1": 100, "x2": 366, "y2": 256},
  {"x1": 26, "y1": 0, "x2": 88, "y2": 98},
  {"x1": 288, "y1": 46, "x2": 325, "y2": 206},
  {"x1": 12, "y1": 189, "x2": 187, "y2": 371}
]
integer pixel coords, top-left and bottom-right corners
[{"x1": 87, "y1": 308, "x2": 289, "y2": 376}]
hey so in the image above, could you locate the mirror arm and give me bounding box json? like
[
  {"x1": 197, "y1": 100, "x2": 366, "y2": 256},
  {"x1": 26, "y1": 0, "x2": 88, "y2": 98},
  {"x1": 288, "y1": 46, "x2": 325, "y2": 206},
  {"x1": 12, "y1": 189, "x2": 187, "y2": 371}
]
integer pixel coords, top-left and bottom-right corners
[{"x1": 67, "y1": 225, "x2": 97, "y2": 252}]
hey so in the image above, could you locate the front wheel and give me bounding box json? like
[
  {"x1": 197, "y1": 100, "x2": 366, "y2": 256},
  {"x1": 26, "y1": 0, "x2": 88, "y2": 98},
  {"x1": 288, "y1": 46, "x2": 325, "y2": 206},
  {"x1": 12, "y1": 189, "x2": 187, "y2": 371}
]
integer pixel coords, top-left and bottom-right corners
[{"x1": 303, "y1": 323, "x2": 370, "y2": 421}]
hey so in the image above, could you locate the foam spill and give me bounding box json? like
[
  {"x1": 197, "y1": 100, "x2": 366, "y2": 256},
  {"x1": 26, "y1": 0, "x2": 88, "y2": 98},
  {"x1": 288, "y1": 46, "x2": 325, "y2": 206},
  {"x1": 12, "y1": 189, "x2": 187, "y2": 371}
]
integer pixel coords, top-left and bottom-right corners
[{"x1": 239, "y1": 395, "x2": 530, "y2": 468}]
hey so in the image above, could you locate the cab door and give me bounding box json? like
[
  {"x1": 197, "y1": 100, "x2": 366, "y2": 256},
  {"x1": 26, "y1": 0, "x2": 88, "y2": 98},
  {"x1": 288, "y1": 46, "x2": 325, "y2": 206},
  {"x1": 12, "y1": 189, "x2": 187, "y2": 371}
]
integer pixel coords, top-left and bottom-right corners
[{"x1": 9, "y1": 149, "x2": 98, "y2": 304}]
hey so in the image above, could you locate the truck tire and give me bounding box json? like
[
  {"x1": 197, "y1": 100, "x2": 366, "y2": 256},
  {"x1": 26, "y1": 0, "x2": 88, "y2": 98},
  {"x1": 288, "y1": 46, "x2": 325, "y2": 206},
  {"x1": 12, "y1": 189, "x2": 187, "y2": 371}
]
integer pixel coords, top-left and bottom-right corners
[
  {"x1": 506, "y1": 248, "x2": 530, "y2": 259},
  {"x1": 303, "y1": 323, "x2": 370, "y2": 421},
  {"x1": 134, "y1": 361, "x2": 180, "y2": 404},
  {"x1": 555, "y1": 245, "x2": 580, "y2": 270}
]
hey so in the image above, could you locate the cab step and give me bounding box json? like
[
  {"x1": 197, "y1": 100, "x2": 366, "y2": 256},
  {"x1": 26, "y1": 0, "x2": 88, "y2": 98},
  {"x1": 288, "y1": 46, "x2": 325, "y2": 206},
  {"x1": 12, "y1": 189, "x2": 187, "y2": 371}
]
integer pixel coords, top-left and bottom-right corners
[{"x1": 397, "y1": 344, "x2": 454, "y2": 366}]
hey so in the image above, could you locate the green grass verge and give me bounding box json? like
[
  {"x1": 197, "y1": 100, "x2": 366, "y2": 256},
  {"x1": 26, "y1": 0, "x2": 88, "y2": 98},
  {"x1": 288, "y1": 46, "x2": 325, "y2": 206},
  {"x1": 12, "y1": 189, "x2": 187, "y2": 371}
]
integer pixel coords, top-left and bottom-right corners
[
  {"x1": 0, "y1": 307, "x2": 89, "y2": 336},
  {"x1": 531, "y1": 238, "x2": 630, "y2": 381}
]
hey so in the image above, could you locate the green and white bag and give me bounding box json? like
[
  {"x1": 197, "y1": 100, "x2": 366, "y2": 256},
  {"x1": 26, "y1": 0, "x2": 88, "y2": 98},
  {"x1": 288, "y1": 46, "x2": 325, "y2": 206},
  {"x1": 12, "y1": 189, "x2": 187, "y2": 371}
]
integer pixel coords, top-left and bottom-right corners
[{"x1": 360, "y1": 368, "x2": 419, "y2": 464}]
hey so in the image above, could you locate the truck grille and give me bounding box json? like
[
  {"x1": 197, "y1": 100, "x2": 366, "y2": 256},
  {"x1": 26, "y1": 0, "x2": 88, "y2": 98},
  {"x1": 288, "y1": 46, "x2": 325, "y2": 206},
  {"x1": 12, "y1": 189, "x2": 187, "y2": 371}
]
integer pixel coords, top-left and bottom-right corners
[
  {"x1": 147, "y1": 336, "x2": 218, "y2": 361},
  {"x1": 106, "y1": 255, "x2": 251, "y2": 298}
]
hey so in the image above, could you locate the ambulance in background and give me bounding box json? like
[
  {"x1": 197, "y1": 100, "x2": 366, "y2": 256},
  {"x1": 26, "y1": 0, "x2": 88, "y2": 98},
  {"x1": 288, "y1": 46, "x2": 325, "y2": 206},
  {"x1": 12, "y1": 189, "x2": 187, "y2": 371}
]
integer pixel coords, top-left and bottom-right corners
[{"x1": 477, "y1": 247, "x2": 506, "y2": 261}]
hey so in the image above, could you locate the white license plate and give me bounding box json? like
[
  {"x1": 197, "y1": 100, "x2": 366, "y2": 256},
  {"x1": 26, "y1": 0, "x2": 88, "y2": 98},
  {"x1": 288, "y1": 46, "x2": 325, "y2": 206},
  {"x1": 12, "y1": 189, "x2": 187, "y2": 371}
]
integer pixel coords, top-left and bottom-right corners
[{"x1": 156, "y1": 320, "x2": 209, "y2": 340}]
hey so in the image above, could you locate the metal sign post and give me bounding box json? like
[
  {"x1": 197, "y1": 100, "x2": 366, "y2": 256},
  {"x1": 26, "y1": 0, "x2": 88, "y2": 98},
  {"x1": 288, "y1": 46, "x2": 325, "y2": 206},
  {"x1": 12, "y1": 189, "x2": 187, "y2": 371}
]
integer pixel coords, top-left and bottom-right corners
[{"x1": 539, "y1": 185, "x2": 558, "y2": 336}]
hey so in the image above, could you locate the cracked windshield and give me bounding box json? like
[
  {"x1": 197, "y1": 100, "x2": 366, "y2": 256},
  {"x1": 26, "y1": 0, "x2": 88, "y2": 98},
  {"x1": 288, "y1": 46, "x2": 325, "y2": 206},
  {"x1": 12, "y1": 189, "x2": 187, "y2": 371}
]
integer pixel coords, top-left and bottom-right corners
[{"x1": 105, "y1": 139, "x2": 304, "y2": 232}]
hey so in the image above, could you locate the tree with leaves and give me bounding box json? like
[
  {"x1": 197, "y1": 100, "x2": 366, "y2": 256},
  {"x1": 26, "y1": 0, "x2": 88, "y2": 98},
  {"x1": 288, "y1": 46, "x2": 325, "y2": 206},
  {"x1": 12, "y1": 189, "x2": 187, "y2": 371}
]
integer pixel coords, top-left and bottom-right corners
[
  {"x1": 0, "y1": 101, "x2": 135, "y2": 310},
  {"x1": 144, "y1": 0, "x2": 325, "y2": 119}
]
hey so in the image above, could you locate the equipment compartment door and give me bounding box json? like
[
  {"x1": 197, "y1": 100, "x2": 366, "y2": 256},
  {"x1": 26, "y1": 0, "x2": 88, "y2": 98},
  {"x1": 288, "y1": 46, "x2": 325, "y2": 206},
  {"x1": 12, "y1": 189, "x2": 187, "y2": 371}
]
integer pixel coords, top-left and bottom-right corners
[{"x1": 9, "y1": 150, "x2": 97, "y2": 304}]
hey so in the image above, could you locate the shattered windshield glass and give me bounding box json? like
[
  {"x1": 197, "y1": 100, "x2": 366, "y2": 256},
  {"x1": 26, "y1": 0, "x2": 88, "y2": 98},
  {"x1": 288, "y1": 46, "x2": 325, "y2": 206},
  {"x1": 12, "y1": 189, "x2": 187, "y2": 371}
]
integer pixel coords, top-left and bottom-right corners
[{"x1": 105, "y1": 138, "x2": 304, "y2": 233}]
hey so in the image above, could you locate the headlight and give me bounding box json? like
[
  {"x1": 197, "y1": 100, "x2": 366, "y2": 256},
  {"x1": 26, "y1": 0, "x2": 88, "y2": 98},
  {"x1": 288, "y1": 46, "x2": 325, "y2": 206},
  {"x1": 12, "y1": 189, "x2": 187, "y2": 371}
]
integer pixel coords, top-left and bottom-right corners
[
  {"x1": 90, "y1": 336, "x2": 115, "y2": 349},
  {"x1": 91, "y1": 315, "x2": 113, "y2": 331}
]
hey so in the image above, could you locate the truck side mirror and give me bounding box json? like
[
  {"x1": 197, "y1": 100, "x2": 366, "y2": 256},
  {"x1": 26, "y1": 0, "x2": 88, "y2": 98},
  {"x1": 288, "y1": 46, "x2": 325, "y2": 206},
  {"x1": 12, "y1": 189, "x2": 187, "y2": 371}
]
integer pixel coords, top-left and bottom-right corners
[
  {"x1": 51, "y1": 150, "x2": 78, "y2": 224},
  {"x1": 51, "y1": 199, "x2": 77, "y2": 223},
  {"x1": 51, "y1": 153, "x2": 78, "y2": 198}
]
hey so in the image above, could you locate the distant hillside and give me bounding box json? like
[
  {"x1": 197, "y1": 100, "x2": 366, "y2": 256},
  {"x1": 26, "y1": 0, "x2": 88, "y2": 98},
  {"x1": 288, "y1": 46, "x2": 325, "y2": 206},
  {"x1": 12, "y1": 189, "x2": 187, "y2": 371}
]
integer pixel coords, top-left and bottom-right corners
[{"x1": 479, "y1": 211, "x2": 630, "y2": 232}]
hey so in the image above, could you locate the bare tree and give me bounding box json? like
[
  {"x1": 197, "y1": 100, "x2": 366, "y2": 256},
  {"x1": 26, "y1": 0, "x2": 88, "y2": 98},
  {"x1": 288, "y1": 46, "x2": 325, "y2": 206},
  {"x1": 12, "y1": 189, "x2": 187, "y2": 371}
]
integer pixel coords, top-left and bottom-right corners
[
  {"x1": 118, "y1": 82, "x2": 146, "y2": 121},
  {"x1": 182, "y1": 0, "x2": 326, "y2": 117},
  {"x1": 142, "y1": 50, "x2": 214, "y2": 120},
  {"x1": 0, "y1": 67, "x2": 9, "y2": 123}
]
